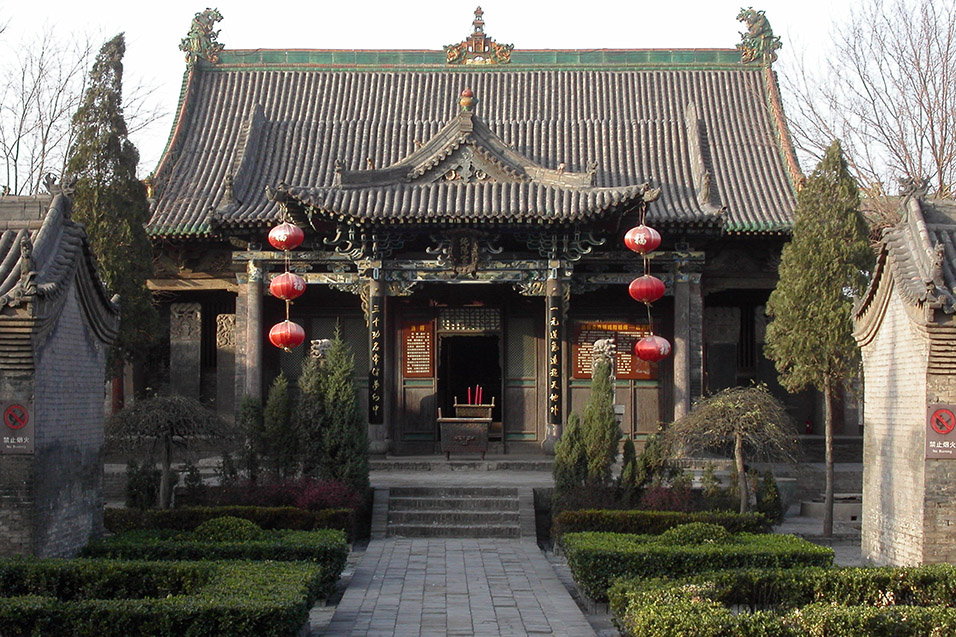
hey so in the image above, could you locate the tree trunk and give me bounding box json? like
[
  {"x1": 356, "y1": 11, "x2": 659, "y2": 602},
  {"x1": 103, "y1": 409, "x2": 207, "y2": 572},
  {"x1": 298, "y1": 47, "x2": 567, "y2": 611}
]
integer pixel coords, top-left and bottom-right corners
[
  {"x1": 735, "y1": 431, "x2": 748, "y2": 514},
  {"x1": 159, "y1": 434, "x2": 173, "y2": 509},
  {"x1": 824, "y1": 383, "x2": 835, "y2": 537},
  {"x1": 110, "y1": 373, "x2": 124, "y2": 413}
]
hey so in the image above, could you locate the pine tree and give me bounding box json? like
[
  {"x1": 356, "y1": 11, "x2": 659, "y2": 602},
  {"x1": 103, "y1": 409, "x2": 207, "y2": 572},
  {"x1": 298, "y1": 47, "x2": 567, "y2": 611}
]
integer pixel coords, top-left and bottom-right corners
[
  {"x1": 319, "y1": 328, "x2": 369, "y2": 493},
  {"x1": 66, "y1": 34, "x2": 157, "y2": 374},
  {"x1": 581, "y1": 358, "x2": 620, "y2": 486},
  {"x1": 262, "y1": 373, "x2": 298, "y2": 478},
  {"x1": 297, "y1": 355, "x2": 326, "y2": 476},
  {"x1": 764, "y1": 139, "x2": 874, "y2": 536}
]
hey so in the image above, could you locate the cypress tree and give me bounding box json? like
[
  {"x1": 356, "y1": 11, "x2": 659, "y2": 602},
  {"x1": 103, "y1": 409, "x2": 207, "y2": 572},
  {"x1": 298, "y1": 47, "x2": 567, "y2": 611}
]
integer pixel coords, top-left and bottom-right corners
[
  {"x1": 581, "y1": 358, "x2": 620, "y2": 486},
  {"x1": 66, "y1": 33, "x2": 157, "y2": 374},
  {"x1": 297, "y1": 355, "x2": 326, "y2": 476},
  {"x1": 764, "y1": 139, "x2": 873, "y2": 536},
  {"x1": 262, "y1": 373, "x2": 298, "y2": 478},
  {"x1": 552, "y1": 413, "x2": 587, "y2": 503},
  {"x1": 319, "y1": 327, "x2": 369, "y2": 493}
]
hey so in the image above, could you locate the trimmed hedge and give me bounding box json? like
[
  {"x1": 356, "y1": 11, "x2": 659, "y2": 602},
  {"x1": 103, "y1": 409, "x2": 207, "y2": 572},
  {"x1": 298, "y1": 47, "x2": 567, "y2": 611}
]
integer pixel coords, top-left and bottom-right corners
[
  {"x1": 562, "y1": 530, "x2": 833, "y2": 602},
  {"x1": 553, "y1": 509, "x2": 772, "y2": 538},
  {"x1": 104, "y1": 506, "x2": 353, "y2": 537},
  {"x1": 609, "y1": 565, "x2": 956, "y2": 636},
  {"x1": 83, "y1": 528, "x2": 347, "y2": 594},
  {"x1": 0, "y1": 558, "x2": 324, "y2": 636}
]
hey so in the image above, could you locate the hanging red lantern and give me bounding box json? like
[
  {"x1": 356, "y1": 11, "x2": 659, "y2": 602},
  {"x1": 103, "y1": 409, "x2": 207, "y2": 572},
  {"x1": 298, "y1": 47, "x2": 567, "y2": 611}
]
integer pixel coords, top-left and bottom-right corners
[
  {"x1": 269, "y1": 271, "x2": 306, "y2": 301},
  {"x1": 269, "y1": 320, "x2": 305, "y2": 352},
  {"x1": 634, "y1": 335, "x2": 671, "y2": 362},
  {"x1": 624, "y1": 225, "x2": 662, "y2": 255},
  {"x1": 628, "y1": 275, "x2": 666, "y2": 304},
  {"x1": 268, "y1": 222, "x2": 304, "y2": 251}
]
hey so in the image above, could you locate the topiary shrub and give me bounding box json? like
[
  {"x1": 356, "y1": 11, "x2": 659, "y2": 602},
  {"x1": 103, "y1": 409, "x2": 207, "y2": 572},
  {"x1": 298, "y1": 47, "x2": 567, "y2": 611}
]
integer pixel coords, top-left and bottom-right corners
[
  {"x1": 658, "y1": 522, "x2": 733, "y2": 546},
  {"x1": 194, "y1": 516, "x2": 264, "y2": 542},
  {"x1": 756, "y1": 470, "x2": 785, "y2": 524}
]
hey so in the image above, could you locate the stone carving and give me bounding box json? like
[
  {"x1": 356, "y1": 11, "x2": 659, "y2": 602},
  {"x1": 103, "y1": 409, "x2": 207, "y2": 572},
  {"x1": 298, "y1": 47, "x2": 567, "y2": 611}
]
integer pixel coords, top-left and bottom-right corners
[
  {"x1": 592, "y1": 338, "x2": 616, "y2": 365},
  {"x1": 737, "y1": 8, "x2": 782, "y2": 64},
  {"x1": 444, "y1": 7, "x2": 513, "y2": 65},
  {"x1": 170, "y1": 303, "x2": 201, "y2": 339},
  {"x1": 215, "y1": 313, "x2": 235, "y2": 349},
  {"x1": 899, "y1": 176, "x2": 931, "y2": 199},
  {"x1": 180, "y1": 8, "x2": 225, "y2": 66},
  {"x1": 310, "y1": 338, "x2": 332, "y2": 360},
  {"x1": 43, "y1": 173, "x2": 77, "y2": 197}
]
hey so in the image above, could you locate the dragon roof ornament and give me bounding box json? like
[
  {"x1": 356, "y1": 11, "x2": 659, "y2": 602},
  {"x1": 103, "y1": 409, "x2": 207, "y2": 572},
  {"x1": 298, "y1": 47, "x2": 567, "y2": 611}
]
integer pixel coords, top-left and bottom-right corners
[
  {"x1": 736, "y1": 7, "x2": 782, "y2": 65},
  {"x1": 180, "y1": 8, "x2": 225, "y2": 66},
  {"x1": 444, "y1": 7, "x2": 513, "y2": 65}
]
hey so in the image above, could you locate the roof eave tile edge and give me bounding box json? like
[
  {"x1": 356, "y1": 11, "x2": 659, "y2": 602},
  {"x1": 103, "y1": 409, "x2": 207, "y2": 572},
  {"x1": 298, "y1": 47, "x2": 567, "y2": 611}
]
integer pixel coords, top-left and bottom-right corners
[{"x1": 762, "y1": 66, "x2": 804, "y2": 196}]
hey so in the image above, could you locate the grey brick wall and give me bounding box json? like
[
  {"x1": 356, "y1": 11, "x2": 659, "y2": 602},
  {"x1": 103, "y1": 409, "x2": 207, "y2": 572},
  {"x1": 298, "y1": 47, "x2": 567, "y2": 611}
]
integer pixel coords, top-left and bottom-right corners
[
  {"x1": 29, "y1": 283, "x2": 108, "y2": 558},
  {"x1": 861, "y1": 291, "x2": 929, "y2": 565},
  {"x1": 0, "y1": 455, "x2": 35, "y2": 556}
]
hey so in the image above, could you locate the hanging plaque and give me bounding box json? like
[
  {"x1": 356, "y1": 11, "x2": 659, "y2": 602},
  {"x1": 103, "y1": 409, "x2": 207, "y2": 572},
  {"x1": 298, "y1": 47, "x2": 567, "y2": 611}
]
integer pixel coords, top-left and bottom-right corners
[
  {"x1": 572, "y1": 320, "x2": 655, "y2": 380},
  {"x1": 403, "y1": 320, "x2": 434, "y2": 378}
]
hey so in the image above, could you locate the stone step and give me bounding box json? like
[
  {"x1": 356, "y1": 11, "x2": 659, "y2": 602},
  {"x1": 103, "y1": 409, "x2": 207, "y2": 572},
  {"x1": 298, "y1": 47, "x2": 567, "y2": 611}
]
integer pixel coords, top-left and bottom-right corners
[
  {"x1": 388, "y1": 510, "x2": 521, "y2": 526},
  {"x1": 388, "y1": 486, "x2": 518, "y2": 498},
  {"x1": 386, "y1": 523, "x2": 522, "y2": 538},
  {"x1": 389, "y1": 496, "x2": 519, "y2": 511}
]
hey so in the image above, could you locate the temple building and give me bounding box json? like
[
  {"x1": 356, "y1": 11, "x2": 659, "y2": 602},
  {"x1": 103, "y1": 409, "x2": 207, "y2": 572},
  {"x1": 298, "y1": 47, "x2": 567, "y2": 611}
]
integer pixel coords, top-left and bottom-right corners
[{"x1": 147, "y1": 8, "x2": 800, "y2": 455}]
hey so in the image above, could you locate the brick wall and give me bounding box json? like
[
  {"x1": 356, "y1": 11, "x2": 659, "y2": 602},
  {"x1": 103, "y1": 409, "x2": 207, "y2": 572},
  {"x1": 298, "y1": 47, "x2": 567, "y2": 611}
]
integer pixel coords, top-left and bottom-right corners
[
  {"x1": 860, "y1": 288, "x2": 928, "y2": 565},
  {"x1": 0, "y1": 455, "x2": 35, "y2": 556},
  {"x1": 30, "y1": 283, "x2": 108, "y2": 558}
]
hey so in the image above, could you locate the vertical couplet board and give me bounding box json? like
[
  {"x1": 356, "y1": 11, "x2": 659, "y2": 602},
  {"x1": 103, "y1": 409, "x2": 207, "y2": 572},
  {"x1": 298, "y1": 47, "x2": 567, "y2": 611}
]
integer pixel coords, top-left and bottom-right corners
[
  {"x1": 368, "y1": 296, "x2": 384, "y2": 424},
  {"x1": 547, "y1": 296, "x2": 562, "y2": 425}
]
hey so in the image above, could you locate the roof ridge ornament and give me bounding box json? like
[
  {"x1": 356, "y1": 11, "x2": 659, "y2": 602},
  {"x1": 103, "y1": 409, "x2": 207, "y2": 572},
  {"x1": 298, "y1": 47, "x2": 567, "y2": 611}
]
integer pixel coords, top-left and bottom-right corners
[
  {"x1": 180, "y1": 8, "x2": 224, "y2": 66},
  {"x1": 736, "y1": 7, "x2": 782, "y2": 65},
  {"x1": 444, "y1": 7, "x2": 513, "y2": 65}
]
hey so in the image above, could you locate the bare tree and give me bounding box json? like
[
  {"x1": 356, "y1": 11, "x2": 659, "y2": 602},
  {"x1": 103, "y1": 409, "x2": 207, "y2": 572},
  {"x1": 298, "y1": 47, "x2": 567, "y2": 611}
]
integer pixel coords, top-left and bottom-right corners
[{"x1": 782, "y1": 0, "x2": 956, "y2": 200}]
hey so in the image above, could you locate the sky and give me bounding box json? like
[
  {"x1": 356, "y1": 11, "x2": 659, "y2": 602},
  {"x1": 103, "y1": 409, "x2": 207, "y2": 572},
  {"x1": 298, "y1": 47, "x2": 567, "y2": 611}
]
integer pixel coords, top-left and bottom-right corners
[{"x1": 0, "y1": 0, "x2": 856, "y2": 177}]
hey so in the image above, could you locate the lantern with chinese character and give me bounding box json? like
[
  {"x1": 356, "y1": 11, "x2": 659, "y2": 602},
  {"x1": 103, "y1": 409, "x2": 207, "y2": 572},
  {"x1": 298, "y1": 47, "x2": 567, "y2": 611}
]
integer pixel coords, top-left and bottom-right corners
[
  {"x1": 634, "y1": 334, "x2": 671, "y2": 362},
  {"x1": 268, "y1": 221, "x2": 304, "y2": 251},
  {"x1": 269, "y1": 271, "x2": 306, "y2": 301},
  {"x1": 624, "y1": 224, "x2": 662, "y2": 255},
  {"x1": 269, "y1": 320, "x2": 305, "y2": 352}
]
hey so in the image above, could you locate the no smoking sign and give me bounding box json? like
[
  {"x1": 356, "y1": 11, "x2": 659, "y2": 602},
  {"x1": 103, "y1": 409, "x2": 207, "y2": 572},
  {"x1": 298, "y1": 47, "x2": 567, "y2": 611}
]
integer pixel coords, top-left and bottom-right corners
[
  {"x1": 927, "y1": 405, "x2": 956, "y2": 458},
  {"x1": 1, "y1": 400, "x2": 34, "y2": 454}
]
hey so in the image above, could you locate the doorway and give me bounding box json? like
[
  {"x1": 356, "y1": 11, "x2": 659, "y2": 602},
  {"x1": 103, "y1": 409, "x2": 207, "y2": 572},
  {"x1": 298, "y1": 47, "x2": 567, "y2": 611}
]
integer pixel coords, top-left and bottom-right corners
[{"x1": 438, "y1": 334, "x2": 502, "y2": 423}]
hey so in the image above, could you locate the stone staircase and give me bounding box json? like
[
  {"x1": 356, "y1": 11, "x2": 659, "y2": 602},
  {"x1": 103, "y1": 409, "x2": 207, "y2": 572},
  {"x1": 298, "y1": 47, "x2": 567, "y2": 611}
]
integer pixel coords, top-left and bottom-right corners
[{"x1": 384, "y1": 486, "x2": 531, "y2": 538}]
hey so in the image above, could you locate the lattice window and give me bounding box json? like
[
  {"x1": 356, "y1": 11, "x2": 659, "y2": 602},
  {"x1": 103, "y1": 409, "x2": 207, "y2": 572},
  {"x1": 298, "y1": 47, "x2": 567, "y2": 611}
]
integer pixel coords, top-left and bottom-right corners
[
  {"x1": 439, "y1": 308, "x2": 500, "y2": 332},
  {"x1": 506, "y1": 316, "x2": 536, "y2": 379}
]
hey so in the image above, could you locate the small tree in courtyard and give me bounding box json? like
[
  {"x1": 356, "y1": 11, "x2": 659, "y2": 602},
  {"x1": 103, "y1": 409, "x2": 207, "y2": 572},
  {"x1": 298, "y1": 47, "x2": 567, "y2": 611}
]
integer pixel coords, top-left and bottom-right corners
[
  {"x1": 662, "y1": 385, "x2": 799, "y2": 514},
  {"x1": 107, "y1": 394, "x2": 233, "y2": 508},
  {"x1": 297, "y1": 354, "x2": 326, "y2": 477},
  {"x1": 764, "y1": 139, "x2": 874, "y2": 536},
  {"x1": 581, "y1": 357, "x2": 620, "y2": 486},
  {"x1": 262, "y1": 373, "x2": 299, "y2": 479},
  {"x1": 318, "y1": 327, "x2": 369, "y2": 493},
  {"x1": 552, "y1": 413, "x2": 588, "y2": 505},
  {"x1": 66, "y1": 33, "x2": 157, "y2": 378}
]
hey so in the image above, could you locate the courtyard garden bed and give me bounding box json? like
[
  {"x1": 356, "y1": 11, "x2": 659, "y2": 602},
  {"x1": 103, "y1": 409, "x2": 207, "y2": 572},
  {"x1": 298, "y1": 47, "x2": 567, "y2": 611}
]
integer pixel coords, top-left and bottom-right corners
[
  {"x1": 609, "y1": 564, "x2": 956, "y2": 636},
  {"x1": 552, "y1": 509, "x2": 772, "y2": 539},
  {"x1": 105, "y1": 505, "x2": 353, "y2": 536},
  {"x1": 562, "y1": 524, "x2": 834, "y2": 602},
  {"x1": 0, "y1": 558, "x2": 325, "y2": 636}
]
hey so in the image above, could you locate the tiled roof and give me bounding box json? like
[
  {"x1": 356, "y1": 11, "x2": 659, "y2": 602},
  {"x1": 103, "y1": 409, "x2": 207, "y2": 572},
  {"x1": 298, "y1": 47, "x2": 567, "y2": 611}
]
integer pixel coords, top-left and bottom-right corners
[
  {"x1": 149, "y1": 52, "x2": 798, "y2": 238},
  {"x1": 0, "y1": 194, "x2": 119, "y2": 351}
]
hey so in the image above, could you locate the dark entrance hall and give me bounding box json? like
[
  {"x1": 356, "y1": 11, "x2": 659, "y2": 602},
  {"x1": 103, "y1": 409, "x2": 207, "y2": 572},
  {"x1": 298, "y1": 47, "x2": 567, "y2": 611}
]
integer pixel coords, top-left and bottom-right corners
[{"x1": 438, "y1": 334, "x2": 502, "y2": 423}]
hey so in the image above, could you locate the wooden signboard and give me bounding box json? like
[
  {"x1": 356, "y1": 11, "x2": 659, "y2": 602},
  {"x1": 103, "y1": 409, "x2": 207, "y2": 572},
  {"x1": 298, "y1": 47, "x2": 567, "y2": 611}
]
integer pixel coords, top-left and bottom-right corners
[
  {"x1": 572, "y1": 320, "x2": 655, "y2": 380},
  {"x1": 403, "y1": 320, "x2": 434, "y2": 378}
]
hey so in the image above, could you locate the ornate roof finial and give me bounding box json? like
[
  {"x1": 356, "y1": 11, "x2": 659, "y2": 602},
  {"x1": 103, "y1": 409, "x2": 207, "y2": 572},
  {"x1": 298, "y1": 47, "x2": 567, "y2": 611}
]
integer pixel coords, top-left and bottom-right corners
[
  {"x1": 460, "y1": 88, "x2": 476, "y2": 112},
  {"x1": 736, "y1": 8, "x2": 782, "y2": 65},
  {"x1": 444, "y1": 7, "x2": 513, "y2": 65},
  {"x1": 180, "y1": 8, "x2": 225, "y2": 66}
]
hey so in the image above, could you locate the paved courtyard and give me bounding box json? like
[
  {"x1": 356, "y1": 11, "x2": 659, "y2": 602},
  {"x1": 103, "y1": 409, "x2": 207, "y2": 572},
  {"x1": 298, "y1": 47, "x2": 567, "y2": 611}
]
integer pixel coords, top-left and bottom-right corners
[{"x1": 319, "y1": 538, "x2": 596, "y2": 636}]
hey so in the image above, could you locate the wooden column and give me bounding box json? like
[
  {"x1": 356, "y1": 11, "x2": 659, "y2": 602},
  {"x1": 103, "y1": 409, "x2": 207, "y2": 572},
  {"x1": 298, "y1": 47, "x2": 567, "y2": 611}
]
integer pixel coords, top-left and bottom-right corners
[
  {"x1": 244, "y1": 261, "x2": 264, "y2": 402},
  {"x1": 672, "y1": 260, "x2": 703, "y2": 421},
  {"x1": 215, "y1": 313, "x2": 236, "y2": 421},
  {"x1": 544, "y1": 269, "x2": 564, "y2": 449},
  {"x1": 367, "y1": 276, "x2": 385, "y2": 426}
]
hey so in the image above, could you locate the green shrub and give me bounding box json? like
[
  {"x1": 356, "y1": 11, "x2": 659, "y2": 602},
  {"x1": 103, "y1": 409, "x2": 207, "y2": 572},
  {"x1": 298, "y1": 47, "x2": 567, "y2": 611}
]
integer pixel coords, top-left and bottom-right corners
[
  {"x1": 552, "y1": 509, "x2": 771, "y2": 539},
  {"x1": 0, "y1": 558, "x2": 328, "y2": 636},
  {"x1": 194, "y1": 516, "x2": 264, "y2": 542},
  {"x1": 562, "y1": 531, "x2": 833, "y2": 602},
  {"x1": 124, "y1": 460, "x2": 160, "y2": 510},
  {"x1": 658, "y1": 522, "x2": 732, "y2": 546},
  {"x1": 756, "y1": 470, "x2": 785, "y2": 524},
  {"x1": 104, "y1": 506, "x2": 352, "y2": 536},
  {"x1": 609, "y1": 565, "x2": 956, "y2": 637}
]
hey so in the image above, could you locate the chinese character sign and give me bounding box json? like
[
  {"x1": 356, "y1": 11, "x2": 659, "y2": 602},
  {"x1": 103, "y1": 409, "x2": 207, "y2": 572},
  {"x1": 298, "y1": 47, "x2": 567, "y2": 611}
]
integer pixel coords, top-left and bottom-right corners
[{"x1": 368, "y1": 296, "x2": 385, "y2": 425}]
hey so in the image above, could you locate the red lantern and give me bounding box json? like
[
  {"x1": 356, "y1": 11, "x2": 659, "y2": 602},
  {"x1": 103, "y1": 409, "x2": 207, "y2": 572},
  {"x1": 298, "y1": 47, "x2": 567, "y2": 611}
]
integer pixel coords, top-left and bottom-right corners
[
  {"x1": 268, "y1": 222, "x2": 304, "y2": 251},
  {"x1": 634, "y1": 335, "x2": 671, "y2": 362},
  {"x1": 269, "y1": 272, "x2": 306, "y2": 301},
  {"x1": 628, "y1": 275, "x2": 666, "y2": 304},
  {"x1": 624, "y1": 225, "x2": 662, "y2": 255},
  {"x1": 269, "y1": 320, "x2": 305, "y2": 352}
]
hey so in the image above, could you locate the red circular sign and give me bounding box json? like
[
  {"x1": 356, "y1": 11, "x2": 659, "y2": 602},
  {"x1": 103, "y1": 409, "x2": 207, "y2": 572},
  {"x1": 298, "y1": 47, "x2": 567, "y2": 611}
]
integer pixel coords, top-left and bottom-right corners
[
  {"x1": 3, "y1": 405, "x2": 28, "y2": 430},
  {"x1": 931, "y1": 409, "x2": 956, "y2": 435}
]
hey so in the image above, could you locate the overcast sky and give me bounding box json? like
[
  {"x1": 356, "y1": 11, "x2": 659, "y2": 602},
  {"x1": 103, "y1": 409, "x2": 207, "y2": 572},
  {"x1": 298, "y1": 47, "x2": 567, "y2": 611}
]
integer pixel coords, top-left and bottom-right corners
[{"x1": 1, "y1": 0, "x2": 856, "y2": 175}]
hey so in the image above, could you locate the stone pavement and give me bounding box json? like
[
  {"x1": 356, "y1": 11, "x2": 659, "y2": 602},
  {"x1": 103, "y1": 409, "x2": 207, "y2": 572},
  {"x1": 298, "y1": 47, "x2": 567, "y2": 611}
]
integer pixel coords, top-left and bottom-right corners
[{"x1": 319, "y1": 538, "x2": 596, "y2": 636}]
